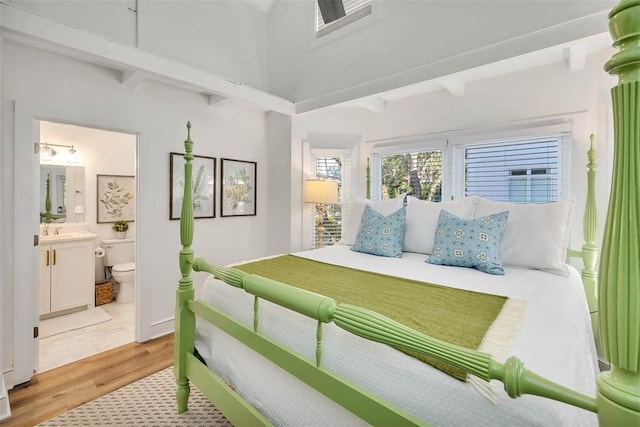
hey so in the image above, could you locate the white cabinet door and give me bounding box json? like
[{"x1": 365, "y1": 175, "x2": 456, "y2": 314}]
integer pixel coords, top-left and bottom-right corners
[
  {"x1": 39, "y1": 246, "x2": 52, "y2": 315},
  {"x1": 49, "y1": 240, "x2": 93, "y2": 313}
]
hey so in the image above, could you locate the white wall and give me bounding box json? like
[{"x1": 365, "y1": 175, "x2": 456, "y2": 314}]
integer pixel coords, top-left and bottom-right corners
[
  {"x1": 291, "y1": 47, "x2": 617, "y2": 257},
  {"x1": 10, "y1": 0, "x2": 270, "y2": 91},
  {"x1": 266, "y1": 112, "x2": 293, "y2": 253},
  {"x1": 2, "y1": 41, "x2": 274, "y2": 386},
  {"x1": 268, "y1": 0, "x2": 615, "y2": 104}
]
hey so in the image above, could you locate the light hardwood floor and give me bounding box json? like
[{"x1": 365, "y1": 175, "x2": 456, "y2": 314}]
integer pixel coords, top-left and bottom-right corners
[{"x1": 1, "y1": 334, "x2": 173, "y2": 426}]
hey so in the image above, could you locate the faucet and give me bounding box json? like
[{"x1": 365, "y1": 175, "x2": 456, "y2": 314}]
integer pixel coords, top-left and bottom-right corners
[
  {"x1": 54, "y1": 227, "x2": 61, "y2": 235},
  {"x1": 42, "y1": 224, "x2": 49, "y2": 236}
]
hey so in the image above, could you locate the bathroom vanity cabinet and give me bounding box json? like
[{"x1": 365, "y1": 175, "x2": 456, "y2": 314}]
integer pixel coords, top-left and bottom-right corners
[{"x1": 39, "y1": 234, "x2": 96, "y2": 318}]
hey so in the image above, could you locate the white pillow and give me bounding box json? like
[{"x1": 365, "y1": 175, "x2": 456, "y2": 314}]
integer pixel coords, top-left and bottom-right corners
[
  {"x1": 339, "y1": 194, "x2": 406, "y2": 246},
  {"x1": 474, "y1": 197, "x2": 575, "y2": 275},
  {"x1": 403, "y1": 196, "x2": 478, "y2": 254}
]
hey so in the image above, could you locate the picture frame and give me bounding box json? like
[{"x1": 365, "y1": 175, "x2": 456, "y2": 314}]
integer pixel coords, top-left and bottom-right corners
[
  {"x1": 97, "y1": 174, "x2": 136, "y2": 223},
  {"x1": 170, "y1": 152, "x2": 216, "y2": 220},
  {"x1": 221, "y1": 158, "x2": 257, "y2": 217}
]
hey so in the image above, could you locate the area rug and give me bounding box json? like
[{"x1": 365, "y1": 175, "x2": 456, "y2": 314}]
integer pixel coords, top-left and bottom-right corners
[
  {"x1": 39, "y1": 307, "x2": 113, "y2": 339},
  {"x1": 38, "y1": 367, "x2": 233, "y2": 426}
]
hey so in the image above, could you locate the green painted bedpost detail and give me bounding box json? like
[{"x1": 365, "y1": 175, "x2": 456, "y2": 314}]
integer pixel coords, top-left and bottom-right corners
[
  {"x1": 599, "y1": 2, "x2": 640, "y2": 425},
  {"x1": 174, "y1": 122, "x2": 196, "y2": 414},
  {"x1": 44, "y1": 173, "x2": 52, "y2": 224},
  {"x1": 582, "y1": 134, "x2": 600, "y2": 351},
  {"x1": 332, "y1": 304, "x2": 598, "y2": 412},
  {"x1": 366, "y1": 157, "x2": 371, "y2": 199}
]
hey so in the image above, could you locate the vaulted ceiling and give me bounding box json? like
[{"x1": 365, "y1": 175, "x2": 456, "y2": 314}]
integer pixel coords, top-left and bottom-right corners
[{"x1": 1, "y1": 0, "x2": 618, "y2": 114}]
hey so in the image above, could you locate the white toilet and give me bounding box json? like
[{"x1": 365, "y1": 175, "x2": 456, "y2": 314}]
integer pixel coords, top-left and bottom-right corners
[{"x1": 102, "y1": 237, "x2": 135, "y2": 303}]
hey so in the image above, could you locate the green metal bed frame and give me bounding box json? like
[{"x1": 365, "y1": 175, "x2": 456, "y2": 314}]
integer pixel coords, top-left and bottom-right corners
[{"x1": 174, "y1": 2, "x2": 639, "y2": 425}]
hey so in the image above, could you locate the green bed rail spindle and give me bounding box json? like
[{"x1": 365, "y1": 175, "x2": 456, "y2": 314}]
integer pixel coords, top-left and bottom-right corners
[{"x1": 598, "y1": 1, "x2": 640, "y2": 425}]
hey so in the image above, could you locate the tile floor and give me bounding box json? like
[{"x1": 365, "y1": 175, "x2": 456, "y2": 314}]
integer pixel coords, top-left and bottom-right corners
[{"x1": 37, "y1": 301, "x2": 135, "y2": 373}]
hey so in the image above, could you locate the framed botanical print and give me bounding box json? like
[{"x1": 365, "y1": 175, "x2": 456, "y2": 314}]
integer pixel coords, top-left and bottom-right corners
[
  {"x1": 97, "y1": 174, "x2": 136, "y2": 223},
  {"x1": 170, "y1": 152, "x2": 216, "y2": 220},
  {"x1": 221, "y1": 158, "x2": 257, "y2": 217}
]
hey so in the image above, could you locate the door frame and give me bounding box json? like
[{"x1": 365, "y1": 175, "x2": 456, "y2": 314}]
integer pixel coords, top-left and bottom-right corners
[{"x1": 11, "y1": 101, "x2": 140, "y2": 386}]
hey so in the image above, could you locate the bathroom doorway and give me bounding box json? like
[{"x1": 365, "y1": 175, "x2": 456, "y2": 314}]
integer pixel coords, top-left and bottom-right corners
[{"x1": 37, "y1": 120, "x2": 137, "y2": 373}]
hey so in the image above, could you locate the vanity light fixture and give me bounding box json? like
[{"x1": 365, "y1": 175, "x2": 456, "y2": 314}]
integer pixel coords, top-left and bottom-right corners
[{"x1": 39, "y1": 142, "x2": 80, "y2": 163}]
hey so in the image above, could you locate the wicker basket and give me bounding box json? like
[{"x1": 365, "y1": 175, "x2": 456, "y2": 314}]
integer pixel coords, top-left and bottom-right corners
[{"x1": 95, "y1": 280, "x2": 114, "y2": 306}]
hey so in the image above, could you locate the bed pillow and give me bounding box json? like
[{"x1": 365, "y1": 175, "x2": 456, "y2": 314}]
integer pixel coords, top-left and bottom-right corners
[
  {"x1": 473, "y1": 197, "x2": 575, "y2": 276},
  {"x1": 351, "y1": 205, "x2": 406, "y2": 258},
  {"x1": 339, "y1": 194, "x2": 407, "y2": 246},
  {"x1": 427, "y1": 210, "x2": 509, "y2": 275},
  {"x1": 403, "y1": 196, "x2": 478, "y2": 254}
]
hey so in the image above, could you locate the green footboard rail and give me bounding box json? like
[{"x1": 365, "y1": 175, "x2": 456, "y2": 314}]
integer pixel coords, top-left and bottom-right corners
[{"x1": 193, "y1": 258, "x2": 597, "y2": 416}]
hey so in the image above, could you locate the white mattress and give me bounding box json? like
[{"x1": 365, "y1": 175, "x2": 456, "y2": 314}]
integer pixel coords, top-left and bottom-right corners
[{"x1": 195, "y1": 245, "x2": 599, "y2": 426}]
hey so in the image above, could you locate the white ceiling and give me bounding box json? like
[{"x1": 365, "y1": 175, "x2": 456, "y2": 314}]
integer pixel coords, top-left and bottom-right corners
[
  {"x1": 338, "y1": 31, "x2": 613, "y2": 111},
  {"x1": 1, "y1": 1, "x2": 616, "y2": 115},
  {"x1": 241, "y1": 0, "x2": 278, "y2": 14}
]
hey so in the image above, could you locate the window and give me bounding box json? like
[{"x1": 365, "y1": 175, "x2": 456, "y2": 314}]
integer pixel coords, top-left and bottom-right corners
[
  {"x1": 379, "y1": 150, "x2": 442, "y2": 201},
  {"x1": 316, "y1": 0, "x2": 372, "y2": 37},
  {"x1": 373, "y1": 133, "x2": 568, "y2": 204},
  {"x1": 465, "y1": 138, "x2": 560, "y2": 203},
  {"x1": 311, "y1": 152, "x2": 352, "y2": 248}
]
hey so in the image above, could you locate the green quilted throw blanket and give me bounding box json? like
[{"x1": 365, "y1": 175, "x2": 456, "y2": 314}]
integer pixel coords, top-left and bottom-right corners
[{"x1": 233, "y1": 255, "x2": 516, "y2": 382}]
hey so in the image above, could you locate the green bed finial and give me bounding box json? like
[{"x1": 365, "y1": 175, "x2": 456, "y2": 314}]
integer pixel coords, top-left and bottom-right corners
[{"x1": 598, "y1": 1, "x2": 640, "y2": 425}]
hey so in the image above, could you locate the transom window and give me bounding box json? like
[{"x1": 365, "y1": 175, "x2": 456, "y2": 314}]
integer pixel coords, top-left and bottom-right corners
[{"x1": 316, "y1": 0, "x2": 372, "y2": 37}]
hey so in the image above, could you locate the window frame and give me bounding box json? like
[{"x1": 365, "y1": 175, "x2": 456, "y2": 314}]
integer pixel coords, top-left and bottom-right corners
[
  {"x1": 309, "y1": 0, "x2": 381, "y2": 50},
  {"x1": 307, "y1": 148, "x2": 353, "y2": 249},
  {"x1": 369, "y1": 125, "x2": 571, "y2": 204}
]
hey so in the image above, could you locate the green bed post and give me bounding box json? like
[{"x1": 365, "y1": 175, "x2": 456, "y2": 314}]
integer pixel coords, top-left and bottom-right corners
[
  {"x1": 44, "y1": 173, "x2": 52, "y2": 224},
  {"x1": 598, "y1": 1, "x2": 640, "y2": 425},
  {"x1": 582, "y1": 134, "x2": 600, "y2": 353},
  {"x1": 174, "y1": 122, "x2": 196, "y2": 413},
  {"x1": 366, "y1": 157, "x2": 371, "y2": 199}
]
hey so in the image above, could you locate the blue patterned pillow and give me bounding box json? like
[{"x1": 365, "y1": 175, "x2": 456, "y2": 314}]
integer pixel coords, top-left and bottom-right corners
[
  {"x1": 426, "y1": 210, "x2": 509, "y2": 275},
  {"x1": 351, "y1": 205, "x2": 406, "y2": 257}
]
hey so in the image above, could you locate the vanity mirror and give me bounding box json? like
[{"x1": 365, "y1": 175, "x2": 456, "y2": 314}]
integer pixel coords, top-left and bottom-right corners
[{"x1": 39, "y1": 165, "x2": 85, "y2": 223}]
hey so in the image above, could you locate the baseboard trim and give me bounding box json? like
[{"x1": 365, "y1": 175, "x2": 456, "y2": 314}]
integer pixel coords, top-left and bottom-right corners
[
  {"x1": 148, "y1": 317, "x2": 174, "y2": 340},
  {"x1": 0, "y1": 375, "x2": 11, "y2": 420}
]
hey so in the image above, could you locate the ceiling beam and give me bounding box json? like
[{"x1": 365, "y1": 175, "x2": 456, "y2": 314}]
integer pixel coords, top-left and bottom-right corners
[
  {"x1": 0, "y1": 3, "x2": 294, "y2": 115},
  {"x1": 208, "y1": 94, "x2": 231, "y2": 108},
  {"x1": 121, "y1": 70, "x2": 148, "y2": 88},
  {"x1": 437, "y1": 77, "x2": 465, "y2": 97},
  {"x1": 294, "y1": 10, "x2": 610, "y2": 114},
  {"x1": 354, "y1": 97, "x2": 386, "y2": 113},
  {"x1": 565, "y1": 44, "x2": 587, "y2": 72}
]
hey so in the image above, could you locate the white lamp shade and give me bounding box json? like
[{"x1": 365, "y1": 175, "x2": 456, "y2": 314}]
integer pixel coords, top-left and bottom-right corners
[{"x1": 304, "y1": 180, "x2": 338, "y2": 204}]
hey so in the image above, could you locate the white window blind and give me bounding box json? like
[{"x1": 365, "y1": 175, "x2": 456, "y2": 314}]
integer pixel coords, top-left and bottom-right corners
[
  {"x1": 464, "y1": 136, "x2": 564, "y2": 203},
  {"x1": 316, "y1": 0, "x2": 372, "y2": 37},
  {"x1": 310, "y1": 152, "x2": 352, "y2": 248}
]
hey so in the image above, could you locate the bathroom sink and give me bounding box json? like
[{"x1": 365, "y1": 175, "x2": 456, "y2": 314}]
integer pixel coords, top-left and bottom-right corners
[{"x1": 40, "y1": 232, "x2": 97, "y2": 243}]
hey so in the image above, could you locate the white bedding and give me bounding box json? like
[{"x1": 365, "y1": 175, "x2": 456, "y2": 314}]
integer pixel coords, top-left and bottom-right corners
[{"x1": 195, "y1": 245, "x2": 599, "y2": 426}]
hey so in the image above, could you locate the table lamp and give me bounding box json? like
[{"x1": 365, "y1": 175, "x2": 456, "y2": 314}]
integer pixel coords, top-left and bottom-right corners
[{"x1": 304, "y1": 180, "x2": 338, "y2": 248}]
